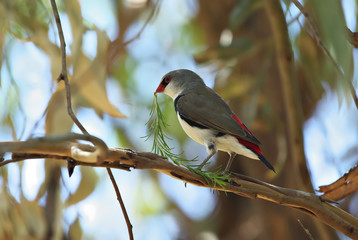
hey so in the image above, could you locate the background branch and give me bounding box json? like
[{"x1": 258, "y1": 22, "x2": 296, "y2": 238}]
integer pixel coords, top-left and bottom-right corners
[
  {"x1": 347, "y1": 28, "x2": 358, "y2": 48},
  {"x1": 290, "y1": 0, "x2": 358, "y2": 108},
  {"x1": 0, "y1": 136, "x2": 357, "y2": 239},
  {"x1": 108, "y1": 0, "x2": 161, "y2": 65},
  {"x1": 265, "y1": 0, "x2": 313, "y2": 192},
  {"x1": 265, "y1": 2, "x2": 342, "y2": 238}
]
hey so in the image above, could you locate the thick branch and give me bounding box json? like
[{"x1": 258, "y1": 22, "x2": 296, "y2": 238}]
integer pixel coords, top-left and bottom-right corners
[{"x1": 0, "y1": 136, "x2": 358, "y2": 239}]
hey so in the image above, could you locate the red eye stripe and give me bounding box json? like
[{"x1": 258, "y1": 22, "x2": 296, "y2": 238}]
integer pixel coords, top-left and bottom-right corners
[{"x1": 155, "y1": 75, "x2": 171, "y2": 93}]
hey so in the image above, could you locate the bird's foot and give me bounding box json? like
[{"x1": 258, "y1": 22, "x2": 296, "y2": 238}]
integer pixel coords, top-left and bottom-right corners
[
  {"x1": 219, "y1": 169, "x2": 231, "y2": 177},
  {"x1": 196, "y1": 163, "x2": 206, "y2": 171}
]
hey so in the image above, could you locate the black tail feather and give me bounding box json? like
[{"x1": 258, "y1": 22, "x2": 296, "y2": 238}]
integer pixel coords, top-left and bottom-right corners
[{"x1": 258, "y1": 154, "x2": 276, "y2": 173}]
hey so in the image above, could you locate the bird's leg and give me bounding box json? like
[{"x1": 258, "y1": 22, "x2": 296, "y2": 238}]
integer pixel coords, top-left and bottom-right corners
[
  {"x1": 198, "y1": 151, "x2": 215, "y2": 170},
  {"x1": 224, "y1": 153, "x2": 236, "y2": 173},
  {"x1": 198, "y1": 142, "x2": 217, "y2": 170}
]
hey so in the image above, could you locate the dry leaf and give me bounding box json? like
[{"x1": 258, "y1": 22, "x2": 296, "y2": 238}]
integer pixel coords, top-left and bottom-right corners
[
  {"x1": 65, "y1": 167, "x2": 98, "y2": 207},
  {"x1": 318, "y1": 165, "x2": 358, "y2": 201}
]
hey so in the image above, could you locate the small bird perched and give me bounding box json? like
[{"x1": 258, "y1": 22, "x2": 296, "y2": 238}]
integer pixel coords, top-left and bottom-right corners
[{"x1": 155, "y1": 69, "x2": 275, "y2": 173}]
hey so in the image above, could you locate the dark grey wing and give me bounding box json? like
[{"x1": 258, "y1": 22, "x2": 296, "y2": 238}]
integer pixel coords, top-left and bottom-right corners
[{"x1": 175, "y1": 87, "x2": 261, "y2": 145}]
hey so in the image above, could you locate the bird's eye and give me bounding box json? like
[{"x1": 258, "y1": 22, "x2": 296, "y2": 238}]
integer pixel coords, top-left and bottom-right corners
[{"x1": 162, "y1": 75, "x2": 171, "y2": 85}]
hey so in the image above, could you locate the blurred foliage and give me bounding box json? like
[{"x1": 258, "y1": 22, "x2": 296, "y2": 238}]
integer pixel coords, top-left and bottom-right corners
[{"x1": 0, "y1": 0, "x2": 357, "y2": 239}]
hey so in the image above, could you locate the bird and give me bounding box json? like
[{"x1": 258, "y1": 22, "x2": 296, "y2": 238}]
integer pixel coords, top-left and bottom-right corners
[{"x1": 155, "y1": 69, "x2": 275, "y2": 173}]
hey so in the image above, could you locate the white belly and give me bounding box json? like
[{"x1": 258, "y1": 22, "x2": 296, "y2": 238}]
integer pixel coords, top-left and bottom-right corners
[
  {"x1": 177, "y1": 114, "x2": 212, "y2": 146},
  {"x1": 177, "y1": 114, "x2": 259, "y2": 160},
  {"x1": 215, "y1": 134, "x2": 259, "y2": 160}
]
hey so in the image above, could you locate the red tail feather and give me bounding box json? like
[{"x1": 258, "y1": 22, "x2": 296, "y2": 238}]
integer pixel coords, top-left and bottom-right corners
[
  {"x1": 231, "y1": 115, "x2": 275, "y2": 172},
  {"x1": 237, "y1": 138, "x2": 262, "y2": 155},
  {"x1": 230, "y1": 114, "x2": 253, "y2": 135}
]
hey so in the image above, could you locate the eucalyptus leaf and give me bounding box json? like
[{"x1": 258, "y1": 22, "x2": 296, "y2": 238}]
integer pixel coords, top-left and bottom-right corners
[
  {"x1": 65, "y1": 167, "x2": 98, "y2": 207},
  {"x1": 229, "y1": 0, "x2": 263, "y2": 31}
]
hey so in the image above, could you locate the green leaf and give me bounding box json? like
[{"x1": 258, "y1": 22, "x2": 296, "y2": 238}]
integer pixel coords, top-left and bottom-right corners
[
  {"x1": 310, "y1": 0, "x2": 353, "y2": 86},
  {"x1": 229, "y1": 0, "x2": 263, "y2": 31}
]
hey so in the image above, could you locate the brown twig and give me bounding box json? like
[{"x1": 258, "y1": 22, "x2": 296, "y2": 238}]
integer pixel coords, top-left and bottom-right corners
[
  {"x1": 50, "y1": 0, "x2": 89, "y2": 135},
  {"x1": 106, "y1": 168, "x2": 134, "y2": 240},
  {"x1": 297, "y1": 219, "x2": 315, "y2": 240},
  {"x1": 122, "y1": 0, "x2": 160, "y2": 46},
  {"x1": 109, "y1": 0, "x2": 161, "y2": 65},
  {"x1": 347, "y1": 28, "x2": 358, "y2": 48},
  {"x1": 290, "y1": 0, "x2": 358, "y2": 109},
  {"x1": 49, "y1": 1, "x2": 134, "y2": 238},
  {"x1": 0, "y1": 137, "x2": 358, "y2": 239}
]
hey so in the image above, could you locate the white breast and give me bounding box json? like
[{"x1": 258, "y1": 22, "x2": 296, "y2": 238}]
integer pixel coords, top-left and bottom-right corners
[{"x1": 177, "y1": 113, "x2": 213, "y2": 146}]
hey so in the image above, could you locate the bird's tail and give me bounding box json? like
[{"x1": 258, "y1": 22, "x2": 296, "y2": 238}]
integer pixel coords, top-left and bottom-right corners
[
  {"x1": 258, "y1": 154, "x2": 276, "y2": 173},
  {"x1": 237, "y1": 138, "x2": 276, "y2": 173}
]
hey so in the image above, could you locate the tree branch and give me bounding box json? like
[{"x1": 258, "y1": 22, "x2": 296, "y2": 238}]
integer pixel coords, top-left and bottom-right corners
[
  {"x1": 265, "y1": 0, "x2": 313, "y2": 192},
  {"x1": 265, "y1": 2, "x2": 341, "y2": 238},
  {"x1": 49, "y1": 1, "x2": 133, "y2": 238},
  {"x1": 0, "y1": 135, "x2": 358, "y2": 239}
]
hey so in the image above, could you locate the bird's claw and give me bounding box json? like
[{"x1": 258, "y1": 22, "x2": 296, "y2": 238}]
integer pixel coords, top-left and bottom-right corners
[{"x1": 196, "y1": 164, "x2": 204, "y2": 171}]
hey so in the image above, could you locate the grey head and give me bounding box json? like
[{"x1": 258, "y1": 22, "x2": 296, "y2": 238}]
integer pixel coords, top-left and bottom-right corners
[{"x1": 155, "y1": 69, "x2": 206, "y2": 99}]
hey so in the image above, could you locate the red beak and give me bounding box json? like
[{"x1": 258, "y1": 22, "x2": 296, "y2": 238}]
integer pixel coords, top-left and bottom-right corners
[{"x1": 155, "y1": 83, "x2": 165, "y2": 93}]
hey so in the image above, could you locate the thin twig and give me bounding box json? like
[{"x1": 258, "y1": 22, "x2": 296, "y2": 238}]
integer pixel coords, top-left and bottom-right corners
[
  {"x1": 122, "y1": 0, "x2": 160, "y2": 46},
  {"x1": 297, "y1": 219, "x2": 315, "y2": 240},
  {"x1": 287, "y1": 12, "x2": 302, "y2": 26},
  {"x1": 50, "y1": 0, "x2": 89, "y2": 134},
  {"x1": 49, "y1": 1, "x2": 134, "y2": 238},
  {"x1": 347, "y1": 27, "x2": 358, "y2": 48},
  {"x1": 109, "y1": 0, "x2": 161, "y2": 64},
  {"x1": 290, "y1": 0, "x2": 358, "y2": 108},
  {"x1": 105, "y1": 166, "x2": 133, "y2": 240},
  {"x1": 106, "y1": 168, "x2": 134, "y2": 240}
]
